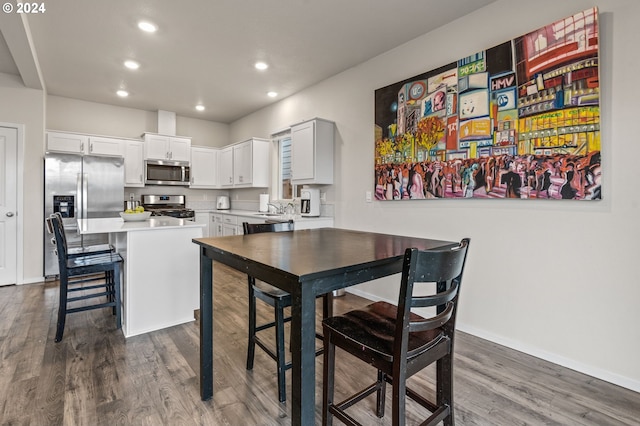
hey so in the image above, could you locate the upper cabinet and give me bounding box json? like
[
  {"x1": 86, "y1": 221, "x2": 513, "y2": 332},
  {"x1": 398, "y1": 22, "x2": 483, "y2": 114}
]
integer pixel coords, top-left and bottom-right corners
[
  {"x1": 190, "y1": 146, "x2": 219, "y2": 189},
  {"x1": 233, "y1": 138, "x2": 270, "y2": 188},
  {"x1": 47, "y1": 132, "x2": 124, "y2": 157},
  {"x1": 87, "y1": 136, "x2": 125, "y2": 157},
  {"x1": 290, "y1": 118, "x2": 334, "y2": 185},
  {"x1": 218, "y1": 146, "x2": 234, "y2": 187},
  {"x1": 123, "y1": 140, "x2": 145, "y2": 187},
  {"x1": 46, "y1": 131, "x2": 89, "y2": 154},
  {"x1": 143, "y1": 133, "x2": 191, "y2": 162},
  {"x1": 218, "y1": 138, "x2": 269, "y2": 188}
]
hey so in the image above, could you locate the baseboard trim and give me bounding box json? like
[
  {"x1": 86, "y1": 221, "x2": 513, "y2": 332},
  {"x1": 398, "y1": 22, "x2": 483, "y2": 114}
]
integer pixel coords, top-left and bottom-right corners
[{"x1": 347, "y1": 287, "x2": 640, "y2": 393}]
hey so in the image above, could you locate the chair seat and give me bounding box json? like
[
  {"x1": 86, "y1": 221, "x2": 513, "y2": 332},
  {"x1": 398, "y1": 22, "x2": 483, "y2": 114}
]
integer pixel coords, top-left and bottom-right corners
[
  {"x1": 67, "y1": 243, "x2": 114, "y2": 258},
  {"x1": 66, "y1": 252, "x2": 123, "y2": 275},
  {"x1": 323, "y1": 301, "x2": 445, "y2": 363}
]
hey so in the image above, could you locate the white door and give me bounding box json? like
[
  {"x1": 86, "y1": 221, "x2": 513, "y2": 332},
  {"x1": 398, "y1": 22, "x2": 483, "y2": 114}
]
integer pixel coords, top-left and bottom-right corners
[{"x1": 0, "y1": 126, "x2": 18, "y2": 286}]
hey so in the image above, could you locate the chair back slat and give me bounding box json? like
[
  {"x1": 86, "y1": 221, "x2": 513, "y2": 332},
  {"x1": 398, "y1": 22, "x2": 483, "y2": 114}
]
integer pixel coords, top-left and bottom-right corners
[
  {"x1": 395, "y1": 238, "x2": 470, "y2": 347},
  {"x1": 48, "y1": 213, "x2": 69, "y2": 266},
  {"x1": 243, "y1": 220, "x2": 294, "y2": 235}
]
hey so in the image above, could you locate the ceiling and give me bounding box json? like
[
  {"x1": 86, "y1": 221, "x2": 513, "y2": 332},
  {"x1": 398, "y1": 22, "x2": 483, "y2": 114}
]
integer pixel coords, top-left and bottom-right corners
[{"x1": 0, "y1": 0, "x2": 497, "y2": 124}]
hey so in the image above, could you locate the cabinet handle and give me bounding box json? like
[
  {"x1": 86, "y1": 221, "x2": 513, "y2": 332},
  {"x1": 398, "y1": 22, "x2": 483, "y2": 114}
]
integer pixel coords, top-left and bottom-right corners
[
  {"x1": 81, "y1": 142, "x2": 84, "y2": 151},
  {"x1": 90, "y1": 142, "x2": 93, "y2": 152}
]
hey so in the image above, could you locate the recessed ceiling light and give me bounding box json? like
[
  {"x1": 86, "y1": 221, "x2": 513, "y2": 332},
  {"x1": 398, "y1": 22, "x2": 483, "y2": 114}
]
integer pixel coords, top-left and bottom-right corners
[
  {"x1": 195, "y1": 105, "x2": 205, "y2": 111},
  {"x1": 124, "y1": 60, "x2": 140, "y2": 70},
  {"x1": 117, "y1": 90, "x2": 129, "y2": 97},
  {"x1": 138, "y1": 21, "x2": 157, "y2": 33},
  {"x1": 255, "y1": 62, "x2": 269, "y2": 71},
  {"x1": 267, "y1": 91, "x2": 278, "y2": 98}
]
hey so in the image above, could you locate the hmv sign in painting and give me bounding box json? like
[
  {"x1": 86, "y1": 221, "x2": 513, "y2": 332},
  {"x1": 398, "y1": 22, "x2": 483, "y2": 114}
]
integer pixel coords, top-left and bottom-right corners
[{"x1": 374, "y1": 8, "x2": 601, "y2": 200}]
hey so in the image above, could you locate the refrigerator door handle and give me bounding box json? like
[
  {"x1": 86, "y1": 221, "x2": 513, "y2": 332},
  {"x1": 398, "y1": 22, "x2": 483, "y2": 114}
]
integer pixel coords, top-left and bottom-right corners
[
  {"x1": 82, "y1": 173, "x2": 88, "y2": 220},
  {"x1": 76, "y1": 173, "x2": 82, "y2": 220}
]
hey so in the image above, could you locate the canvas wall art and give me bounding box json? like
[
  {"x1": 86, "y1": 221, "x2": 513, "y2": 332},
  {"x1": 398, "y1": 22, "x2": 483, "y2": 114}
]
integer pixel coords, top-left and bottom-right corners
[{"x1": 374, "y1": 7, "x2": 600, "y2": 200}]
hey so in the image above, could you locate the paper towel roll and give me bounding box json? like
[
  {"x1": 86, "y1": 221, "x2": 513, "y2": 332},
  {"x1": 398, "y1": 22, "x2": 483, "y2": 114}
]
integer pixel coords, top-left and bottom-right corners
[{"x1": 259, "y1": 194, "x2": 269, "y2": 212}]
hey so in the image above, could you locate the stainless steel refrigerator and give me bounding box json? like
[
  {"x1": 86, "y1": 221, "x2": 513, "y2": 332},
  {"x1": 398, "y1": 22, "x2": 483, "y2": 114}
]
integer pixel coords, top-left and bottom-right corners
[{"x1": 44, "y1": 153, "x2": 124, "y2": 277}]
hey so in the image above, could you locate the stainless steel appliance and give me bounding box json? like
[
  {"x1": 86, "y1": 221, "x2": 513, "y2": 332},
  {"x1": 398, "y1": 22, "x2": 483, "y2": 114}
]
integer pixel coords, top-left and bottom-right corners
[
  {"x1": 141, "y1": 194, "x2": 195, "y2": 220},
  {"x1": 44, "y1": 153, "x2": 124, "y2": 277},
  {"x1": 216, "y1": 195, "x2": 230, "y2": 210},
  {"x1": 300, "y1": 187, "x2": 320, "y2": 217},
  {"x1": 145, "y1": 160, "x2": 190, "y2": 186}
]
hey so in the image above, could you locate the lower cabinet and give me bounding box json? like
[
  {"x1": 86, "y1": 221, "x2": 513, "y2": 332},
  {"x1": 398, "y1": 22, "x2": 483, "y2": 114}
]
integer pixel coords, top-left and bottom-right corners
[
  {"x1": 211, "y1": 214, "x2": 223, "y2": 237},
  {"x1": 205, "y1": 211, "x2": 334, "y2": 236},
  {"x1": 194, "y1": 212, "x2": 211, "y2": 237}
]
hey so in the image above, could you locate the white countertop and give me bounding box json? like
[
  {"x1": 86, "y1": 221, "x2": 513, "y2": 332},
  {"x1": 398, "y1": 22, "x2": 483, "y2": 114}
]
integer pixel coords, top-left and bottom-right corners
[
  {"x1": 77, "y1": 217, "x2": 205, "y2": 234},
  {"x1": 200, "y1": 209, "x2": 331, "y2": 222}
]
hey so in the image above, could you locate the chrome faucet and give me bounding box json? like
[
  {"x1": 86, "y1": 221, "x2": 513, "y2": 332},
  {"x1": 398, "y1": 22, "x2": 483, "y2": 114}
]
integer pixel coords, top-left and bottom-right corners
[{"x1": 267, "y1": 203, "x2": 284, "y2": 214}]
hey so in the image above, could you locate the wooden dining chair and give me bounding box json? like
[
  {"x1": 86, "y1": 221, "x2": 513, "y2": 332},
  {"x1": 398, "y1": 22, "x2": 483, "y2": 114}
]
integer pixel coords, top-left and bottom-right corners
[
  {"x1": 322, "y1": 238, "x2": 470, "y2": 426},
  {"x1": 47, "y1": 214, "x2": 124, "y2": 342},
  {"x1": 242, "y1": 220, "x2": 331, "y2": 403}
]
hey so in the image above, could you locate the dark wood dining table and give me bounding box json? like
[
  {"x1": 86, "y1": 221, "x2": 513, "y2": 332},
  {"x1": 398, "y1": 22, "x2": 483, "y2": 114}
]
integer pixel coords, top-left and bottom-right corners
[{"x1": 193, "y1": 227, "x2": 454, "y2": 425}]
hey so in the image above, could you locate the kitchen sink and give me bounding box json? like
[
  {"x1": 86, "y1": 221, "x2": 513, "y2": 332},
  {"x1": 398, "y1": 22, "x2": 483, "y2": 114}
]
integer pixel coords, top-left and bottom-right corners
[{"x1": 253, "y1": 213, "x2": 283, "y2": 217}]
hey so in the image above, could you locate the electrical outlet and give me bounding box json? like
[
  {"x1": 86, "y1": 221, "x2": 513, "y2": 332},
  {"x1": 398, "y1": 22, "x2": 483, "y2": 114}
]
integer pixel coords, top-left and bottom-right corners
[{"x1": 320, "y1": 191, "x2": 326, "y2": 202}]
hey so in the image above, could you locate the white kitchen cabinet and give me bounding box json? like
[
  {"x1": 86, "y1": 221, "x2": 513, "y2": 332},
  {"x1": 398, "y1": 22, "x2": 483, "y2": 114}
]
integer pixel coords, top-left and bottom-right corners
[
  {"x1": 88, "y1": 136, "x2": 125, "y2": 157},
  {"x1": 232, "y1": 138, "x2": 270, "y2": 188},
  {"x1": 47, "y1": 131, "x2": 128, "y2": 158},
  {"x1": 190, "y1": 146, "x2": 218, "y2": 189},
  {"x1": 221, "y1": 213, "x2": 239, "y2": 235},
  {"x1": 211, "y1": 214, "x2": 224, "y2": 237},
  {"x1": 218, "y1": 146, "x2": 234, "y2": 187},
  {"x1": 194, "y1": 212, "x2": 211, "y2": 237},
  {"x1": 143, "y1": 133, "x2": 191, "y2": 162},
  {"x1": 290, "y1": 118, "x2": 334, "y2": 185},
  {"x1": 46, "y1": 131, "x2": 89, "y2": 154},
  {"x1": 123, "y1": 140, "x2": 145, "y2": 187}
]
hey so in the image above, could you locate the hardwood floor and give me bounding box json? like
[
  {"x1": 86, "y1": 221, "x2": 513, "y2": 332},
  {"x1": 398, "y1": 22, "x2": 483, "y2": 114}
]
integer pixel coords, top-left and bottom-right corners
[{"x1": 1, "y1": 263, "x2": 639, "y2": 425}]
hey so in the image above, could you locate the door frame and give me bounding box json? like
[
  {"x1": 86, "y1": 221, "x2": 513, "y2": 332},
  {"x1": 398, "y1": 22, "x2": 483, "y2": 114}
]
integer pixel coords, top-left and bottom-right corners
[{"x1": 1, "y1": 122, "x2": 25, "y2": 285}]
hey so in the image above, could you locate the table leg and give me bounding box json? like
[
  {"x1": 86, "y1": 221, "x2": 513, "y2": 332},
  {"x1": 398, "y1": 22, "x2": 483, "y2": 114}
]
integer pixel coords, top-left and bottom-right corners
[
  {"x1": 200, "y1": 249, "x2": 213, "y2": 400},
  {"x1": 290, "y1": 284, "x2": 317, "y2": 426}
]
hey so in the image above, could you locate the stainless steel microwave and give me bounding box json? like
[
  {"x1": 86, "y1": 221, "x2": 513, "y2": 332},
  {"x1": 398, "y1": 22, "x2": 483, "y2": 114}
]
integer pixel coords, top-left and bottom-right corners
[{"x1": 145, "y1": 160, "x2": 190, "y2": 186}]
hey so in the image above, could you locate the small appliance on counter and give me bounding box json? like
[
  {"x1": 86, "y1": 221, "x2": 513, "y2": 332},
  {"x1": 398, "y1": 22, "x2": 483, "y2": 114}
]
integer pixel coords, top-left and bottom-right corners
[
  {"x1": 259, "y1": 193, "x2": 269, "y2": 212},
  {"x1": 300, "y1": 187, "x2": 320, "y2": 217},
  {"x1": 216, "y1": 195, "x2": 230, "y2": 210}
]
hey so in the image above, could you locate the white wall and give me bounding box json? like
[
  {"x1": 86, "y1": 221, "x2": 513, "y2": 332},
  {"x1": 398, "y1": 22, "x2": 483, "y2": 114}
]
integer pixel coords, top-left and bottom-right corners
[
  {"x1": 229, "y1": 0, "x2": 640, "y2": 391},
  {"x1": 47, "y1": 95, "x2": 230, "y2": 147},
  {"x1": 0, "y1": 72, "x2": 45, "y2": 283}
]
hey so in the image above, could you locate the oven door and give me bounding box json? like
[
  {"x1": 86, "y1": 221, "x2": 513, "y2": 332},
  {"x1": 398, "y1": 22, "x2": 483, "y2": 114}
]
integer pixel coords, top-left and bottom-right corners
[{"x1": 145, "y1": 160, "x2": 190, "y2": 186}]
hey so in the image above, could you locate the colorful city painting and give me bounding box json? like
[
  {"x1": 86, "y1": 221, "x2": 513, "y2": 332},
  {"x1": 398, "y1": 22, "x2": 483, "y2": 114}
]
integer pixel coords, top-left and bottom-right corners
[{"x1": 374, "y1": 7, "x2": 601, "y2": 200}]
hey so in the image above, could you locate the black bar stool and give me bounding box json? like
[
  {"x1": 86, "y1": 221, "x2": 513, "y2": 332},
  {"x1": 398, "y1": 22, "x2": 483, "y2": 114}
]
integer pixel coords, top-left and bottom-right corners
[
  {"x1": 47, "y1": 214, "x2": 124, "y2": 342},
  {"x1": 322, "y1": 239, "x2": 470, "y2": 426},
  {"x1": 243, "y1": 220, "x2": 332, "y2": 403}
]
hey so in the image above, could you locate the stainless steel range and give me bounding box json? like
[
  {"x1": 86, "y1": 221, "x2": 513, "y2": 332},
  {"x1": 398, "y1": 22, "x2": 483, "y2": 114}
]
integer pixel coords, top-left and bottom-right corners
[{"x1": 141, "y1": 195, "x2": 195, "y2": 220}]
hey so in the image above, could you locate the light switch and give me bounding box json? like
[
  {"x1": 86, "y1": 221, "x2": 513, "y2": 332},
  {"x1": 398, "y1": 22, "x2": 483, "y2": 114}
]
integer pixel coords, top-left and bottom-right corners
[{"x1": 365, "y1": 191, "x2": 372, "y2": 202}]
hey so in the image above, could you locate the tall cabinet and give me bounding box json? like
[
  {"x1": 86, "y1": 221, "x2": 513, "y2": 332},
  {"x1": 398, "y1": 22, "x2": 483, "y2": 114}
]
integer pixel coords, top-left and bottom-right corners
[{"x1": 290, "y1": 118, "x2": 334, "y2": 185}]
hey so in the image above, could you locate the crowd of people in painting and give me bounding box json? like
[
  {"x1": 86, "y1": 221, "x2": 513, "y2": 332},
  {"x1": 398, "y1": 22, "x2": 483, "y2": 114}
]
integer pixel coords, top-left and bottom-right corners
[{"x1": 375, "y1": 151, "x2": 601, "y2": 200}]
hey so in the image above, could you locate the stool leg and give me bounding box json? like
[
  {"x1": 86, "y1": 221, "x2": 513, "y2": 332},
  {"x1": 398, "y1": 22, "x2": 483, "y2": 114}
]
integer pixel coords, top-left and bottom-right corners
[
  {"x1": 55, "y1": 273, "x2": 69, "y2": 342},
  {"x1": 246, "y1": 277, "x2": 257, "y2": 371},
  {"x1": 322, "y1": 330, "x2": 335, "y2": 426},
  {"x1": 438, "y1": 355, "x2": 455, "y2": 426},
  {"x1": 274, "y1": 301, "x2": 287, "y2": 403},
  {"x1": 376, "y1": 370, "x2": 386, "y2": 418}
]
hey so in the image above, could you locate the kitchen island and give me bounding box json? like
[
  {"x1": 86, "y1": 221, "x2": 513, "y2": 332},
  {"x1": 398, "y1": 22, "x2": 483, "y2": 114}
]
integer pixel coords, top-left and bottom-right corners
[{"x1": 78, "y1": 217, "x2": 204, "y2": 337}]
